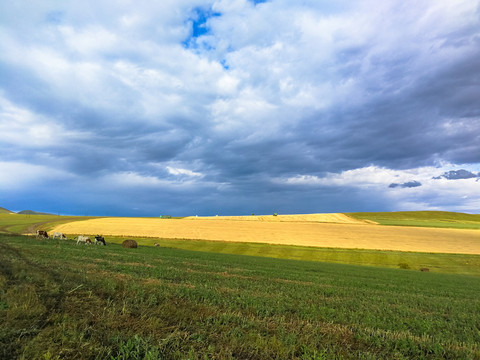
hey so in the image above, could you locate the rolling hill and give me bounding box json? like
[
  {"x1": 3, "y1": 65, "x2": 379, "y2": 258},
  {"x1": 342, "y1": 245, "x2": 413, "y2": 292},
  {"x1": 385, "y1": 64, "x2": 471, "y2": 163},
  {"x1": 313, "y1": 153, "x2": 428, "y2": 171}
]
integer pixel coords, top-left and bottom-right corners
[
  {"x1": 1, "y1": 206, "x2": 55, "y2": 215},
  {"x1": 17, "y1": 210, "x2": 55, "y2": 215}
]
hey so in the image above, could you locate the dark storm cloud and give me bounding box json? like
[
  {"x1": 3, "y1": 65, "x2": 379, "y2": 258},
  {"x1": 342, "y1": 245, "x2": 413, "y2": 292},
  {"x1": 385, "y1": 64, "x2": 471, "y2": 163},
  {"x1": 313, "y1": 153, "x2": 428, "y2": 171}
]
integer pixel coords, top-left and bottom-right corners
[
  {"x1": 305, "y1": 47, "x2": 480, "y2": 173},
  {"x1": 389, "y1": 181, "x2": 422, "y2": 189},
  {"x1": 433, "y1": 169, "x2": 479, "y2": 180}
]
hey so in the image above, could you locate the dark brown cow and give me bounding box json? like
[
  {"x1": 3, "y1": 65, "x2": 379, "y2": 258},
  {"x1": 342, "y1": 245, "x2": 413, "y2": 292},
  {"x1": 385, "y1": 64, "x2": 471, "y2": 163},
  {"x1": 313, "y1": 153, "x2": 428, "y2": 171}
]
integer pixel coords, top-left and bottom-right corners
[{"x1": 36, "y1": 230, "x2": 48, "y2": 239}]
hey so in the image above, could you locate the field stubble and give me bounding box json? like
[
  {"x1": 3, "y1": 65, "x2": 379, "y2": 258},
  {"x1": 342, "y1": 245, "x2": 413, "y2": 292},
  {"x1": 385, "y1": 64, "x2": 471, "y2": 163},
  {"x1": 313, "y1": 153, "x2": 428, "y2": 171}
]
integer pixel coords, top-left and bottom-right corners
[{"x1": 52, "y1": 214, "x2": 480, "y2": 255}]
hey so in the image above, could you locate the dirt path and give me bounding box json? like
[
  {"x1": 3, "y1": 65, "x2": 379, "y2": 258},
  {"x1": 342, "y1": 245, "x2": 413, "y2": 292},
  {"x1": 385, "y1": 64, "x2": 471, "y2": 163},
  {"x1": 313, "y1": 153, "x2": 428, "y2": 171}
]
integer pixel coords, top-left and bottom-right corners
[
  {"x1": 52, "y1": 216, "x2": 480, "y2": 255},
  {"x1": 22, "y1": 216, "x2": 97, "y2": 235},
  {"x1": 23, "y1": 221, "x2": 56, "y2": 235}
]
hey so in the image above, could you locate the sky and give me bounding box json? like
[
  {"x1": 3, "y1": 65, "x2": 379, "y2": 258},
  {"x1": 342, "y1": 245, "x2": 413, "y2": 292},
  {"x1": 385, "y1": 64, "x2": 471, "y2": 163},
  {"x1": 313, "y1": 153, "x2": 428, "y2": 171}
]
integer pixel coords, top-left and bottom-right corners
[{"x1": 1, "y1": 0, "x2": 480, "y2": 216}]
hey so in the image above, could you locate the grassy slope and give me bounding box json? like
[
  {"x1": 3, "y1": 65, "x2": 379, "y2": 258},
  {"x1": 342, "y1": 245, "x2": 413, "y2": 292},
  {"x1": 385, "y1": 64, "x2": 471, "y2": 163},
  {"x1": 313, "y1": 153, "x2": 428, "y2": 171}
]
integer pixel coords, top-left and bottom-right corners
[
  {"x1": 0, "y1": 207, "x2": 13, "y2": 214},
  {"x1": 106, "y1": 236, "x2": 480, "y2": 277},
  {"x1": 0, "y1": 213, "x2": 96, "y2": 234},
  {"x1": 348, "y1": 211, "x2": 480, "y2": 229},
  {"x1": 1, "y1": 234, "x2": 480, "y2": 359}
]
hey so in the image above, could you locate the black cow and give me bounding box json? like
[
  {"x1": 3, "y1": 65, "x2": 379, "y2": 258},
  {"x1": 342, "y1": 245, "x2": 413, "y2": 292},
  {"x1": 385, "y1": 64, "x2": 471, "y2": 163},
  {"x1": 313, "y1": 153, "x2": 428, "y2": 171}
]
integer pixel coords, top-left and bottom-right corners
[{"x1": 94, "y1": 235, "x2": 106, "y2": 246}]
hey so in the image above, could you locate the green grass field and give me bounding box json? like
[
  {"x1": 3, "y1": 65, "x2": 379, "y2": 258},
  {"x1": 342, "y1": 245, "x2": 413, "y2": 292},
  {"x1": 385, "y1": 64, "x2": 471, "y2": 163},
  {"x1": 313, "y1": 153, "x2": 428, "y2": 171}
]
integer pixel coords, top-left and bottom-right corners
[
  {"x1": 1, "y1": 234, "x2": 480, "y2": 359},
  {"x1": 103, "y1": 236, "x2": 480, "y2": 277},
  {"x1": 348, "y1": 211, "x2": 480, "y2": 229}
]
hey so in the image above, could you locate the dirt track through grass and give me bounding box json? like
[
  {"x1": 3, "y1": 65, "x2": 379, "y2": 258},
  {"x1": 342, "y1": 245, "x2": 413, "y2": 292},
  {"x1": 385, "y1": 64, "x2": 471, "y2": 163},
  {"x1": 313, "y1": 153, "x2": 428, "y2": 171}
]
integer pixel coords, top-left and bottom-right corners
[{"x1": 52, "y1": 216, "x2": 480, "y2": 255}]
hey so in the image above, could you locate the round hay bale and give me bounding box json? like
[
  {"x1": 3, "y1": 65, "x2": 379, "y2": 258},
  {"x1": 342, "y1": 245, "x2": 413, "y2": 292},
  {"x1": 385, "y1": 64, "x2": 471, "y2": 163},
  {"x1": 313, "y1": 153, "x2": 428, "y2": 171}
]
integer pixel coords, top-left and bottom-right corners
[{"x1": 122, "y1": 239, "x2": 138, "y2": 248}]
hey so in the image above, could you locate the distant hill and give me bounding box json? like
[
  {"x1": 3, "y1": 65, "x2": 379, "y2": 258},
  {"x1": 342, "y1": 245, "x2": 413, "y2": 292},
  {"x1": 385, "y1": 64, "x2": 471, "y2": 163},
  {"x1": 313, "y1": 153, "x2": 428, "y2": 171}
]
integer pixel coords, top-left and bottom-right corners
[
  {"x1": 0, "y1": 206, "x2": 14, "y2": 214},
  {"x1": 347, "y1": 211, "x2": 480, "y2": 230},
  {"x1": 17, "y1": 210, "x2": 55, "y2": 216}
]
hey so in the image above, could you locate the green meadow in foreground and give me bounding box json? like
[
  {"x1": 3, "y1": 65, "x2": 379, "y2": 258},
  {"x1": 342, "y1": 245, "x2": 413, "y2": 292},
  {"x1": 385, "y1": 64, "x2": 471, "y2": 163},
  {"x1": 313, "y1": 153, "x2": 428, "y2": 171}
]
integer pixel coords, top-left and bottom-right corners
[
  {"x1": 1, "y1": 234, "x2": 480, "y2": 359},
  {"x1": 348, "y1": 211, "x2": 480, "y2": 229}
]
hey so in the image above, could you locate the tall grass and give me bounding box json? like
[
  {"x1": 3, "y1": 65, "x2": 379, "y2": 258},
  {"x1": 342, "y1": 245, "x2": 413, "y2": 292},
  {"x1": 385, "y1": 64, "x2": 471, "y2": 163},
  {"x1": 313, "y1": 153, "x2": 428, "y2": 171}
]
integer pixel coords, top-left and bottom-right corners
[{"x1": 1, "y1": 234, "x2": 479, "y2": 359}]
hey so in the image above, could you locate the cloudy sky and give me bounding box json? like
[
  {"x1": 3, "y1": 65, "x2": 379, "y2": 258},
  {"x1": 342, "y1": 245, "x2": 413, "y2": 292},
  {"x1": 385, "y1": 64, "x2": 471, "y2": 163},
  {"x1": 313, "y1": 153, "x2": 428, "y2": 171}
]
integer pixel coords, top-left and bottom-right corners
[{"x1": 1, "y1": 0, "x2": 479, "y2": 216}]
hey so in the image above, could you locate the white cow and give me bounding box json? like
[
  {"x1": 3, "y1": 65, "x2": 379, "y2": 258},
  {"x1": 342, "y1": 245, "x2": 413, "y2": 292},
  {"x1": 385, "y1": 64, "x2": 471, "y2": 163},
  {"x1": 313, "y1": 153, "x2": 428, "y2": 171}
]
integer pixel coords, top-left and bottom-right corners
[
  {"x1": 76, "y1": 235, "x2": 92, "y2": 245},
  {"x1": 52, "y1": 232, "x2": 67, "y2": 240}
]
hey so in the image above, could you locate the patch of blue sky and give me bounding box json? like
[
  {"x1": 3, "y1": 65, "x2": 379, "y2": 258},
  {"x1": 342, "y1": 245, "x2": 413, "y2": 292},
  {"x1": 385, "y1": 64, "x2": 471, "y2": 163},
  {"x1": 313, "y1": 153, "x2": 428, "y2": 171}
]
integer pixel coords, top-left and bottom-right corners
[
  {"x1": 45, "y1": 11, "x2": 64, "y2": 24},
  {"x1": 220, "y1": 59, "x2": 229, "y2": 70},
  {"x1": 182, "y1": 7, "x2": 221, "y2": 49}
]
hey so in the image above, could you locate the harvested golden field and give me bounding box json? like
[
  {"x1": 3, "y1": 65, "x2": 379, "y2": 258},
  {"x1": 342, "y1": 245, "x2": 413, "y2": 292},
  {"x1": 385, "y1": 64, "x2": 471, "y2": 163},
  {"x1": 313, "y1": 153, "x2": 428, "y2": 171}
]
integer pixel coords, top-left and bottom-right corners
[
  {"x1": 184, "y1": 213, "x2": 372, "y2": 224},
  {"x1": 52, "y1": 214, "x2": 480, "y2": 255}
]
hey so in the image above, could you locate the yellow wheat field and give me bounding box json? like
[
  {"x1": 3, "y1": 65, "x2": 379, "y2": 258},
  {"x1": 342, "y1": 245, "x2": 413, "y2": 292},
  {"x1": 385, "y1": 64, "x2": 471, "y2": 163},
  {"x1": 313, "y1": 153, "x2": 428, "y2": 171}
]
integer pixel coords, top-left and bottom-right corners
[
  {"x1": 184, "y1": 213, "x2": 371, "y2": 224},
  {"x1": 51, "y1": 213, "x2": 480, "y2": 255}
]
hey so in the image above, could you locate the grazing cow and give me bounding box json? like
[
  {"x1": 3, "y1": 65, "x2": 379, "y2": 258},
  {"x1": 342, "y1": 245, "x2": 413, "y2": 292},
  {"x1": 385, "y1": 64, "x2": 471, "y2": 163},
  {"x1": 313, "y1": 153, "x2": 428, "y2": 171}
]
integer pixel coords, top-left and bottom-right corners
[
  {"x1": 154, "y1": 243, "x2": 160, "y2": 247},
  {"x1": 76, "y1": 235, "x2": 91, "y2": 245},
  {"x1": 36, "y1": 230, "x2": 49, "y2": 239},
  {"x1": 94, "y1": 235, "x2": 106, "y2": 246},
  {"x1": 52, "y1": 232, "x2": 67, "y2": 240}
]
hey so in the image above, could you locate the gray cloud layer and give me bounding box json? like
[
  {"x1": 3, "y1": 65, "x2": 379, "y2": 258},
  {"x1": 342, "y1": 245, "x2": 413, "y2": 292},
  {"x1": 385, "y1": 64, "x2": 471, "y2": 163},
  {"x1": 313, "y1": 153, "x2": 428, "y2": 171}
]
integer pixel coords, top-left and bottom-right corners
[
  {"x1": 1, "y1": 0, "x2": 479, "y2": 215},
  {"x1": 389, "y1": 181, "x2": 422, "y2": 189}
]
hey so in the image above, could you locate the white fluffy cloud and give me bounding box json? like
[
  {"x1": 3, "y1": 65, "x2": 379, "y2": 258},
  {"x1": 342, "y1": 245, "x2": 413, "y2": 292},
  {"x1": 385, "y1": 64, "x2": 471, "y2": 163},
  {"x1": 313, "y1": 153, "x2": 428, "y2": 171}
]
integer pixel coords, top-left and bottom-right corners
[
  {"x1": 167, "y1": 166, "x2": 203, "y2": 177},
  {"x1": 0, "y1": 96, "x2": 90, "y2": 148},
  {"x1": 0, "y1": 161, "x2": 75, "y2": 190},
  {"x1": 279, "y1": 164, "x2": 480, "y2": 212}
]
